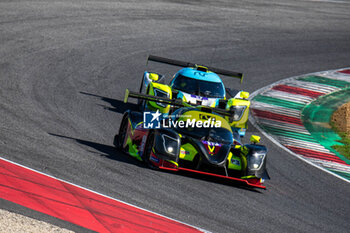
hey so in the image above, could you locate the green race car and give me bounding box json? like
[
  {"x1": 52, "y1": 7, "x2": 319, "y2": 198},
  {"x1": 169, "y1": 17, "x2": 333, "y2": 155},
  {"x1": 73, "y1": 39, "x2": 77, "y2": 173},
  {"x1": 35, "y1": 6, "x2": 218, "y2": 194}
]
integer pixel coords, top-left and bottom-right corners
[
  {"x1": 139, "y1": 55, "x2": 251, "y2": 138},
  {"x1": 114, "y1": 90, "x2": 269, "y2": 189}
]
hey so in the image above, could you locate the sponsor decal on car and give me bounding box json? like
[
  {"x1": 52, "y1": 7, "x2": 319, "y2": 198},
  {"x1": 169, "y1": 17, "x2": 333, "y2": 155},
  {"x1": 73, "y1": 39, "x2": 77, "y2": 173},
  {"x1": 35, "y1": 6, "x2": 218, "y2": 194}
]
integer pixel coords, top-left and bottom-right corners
[
  {"x1": 150, "y1": 154, "x2": 160, "y2": 163},
  {"x1": 180, "y1": 150, "x2": 190, "y2": 155},
  {"x1": 231, "y1": 159, "x2": 241, "y2": 166},
  {"x1": 143, "y1": 110, "x2": 222, "y2": 129},
  {"x1": 201, "y1": 141, "x2": 222, "y2": 155},
  {"x1": 190, "y1": 94, "x2": 208, "y2": 101},
  {"x1": 139, "y1": 135, "x2": 147, "y2": 157}
]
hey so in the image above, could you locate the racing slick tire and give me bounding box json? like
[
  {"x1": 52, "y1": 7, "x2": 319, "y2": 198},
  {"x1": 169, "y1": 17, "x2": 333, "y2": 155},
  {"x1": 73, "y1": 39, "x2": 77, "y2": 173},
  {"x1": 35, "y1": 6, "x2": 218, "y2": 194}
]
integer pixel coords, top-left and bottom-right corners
[
  {"x1": 116, "y1": 114, "x2": 128, "y2": 150},
  {"x1": 143, "y1": 131, "x2": 159, "y2": 170}
]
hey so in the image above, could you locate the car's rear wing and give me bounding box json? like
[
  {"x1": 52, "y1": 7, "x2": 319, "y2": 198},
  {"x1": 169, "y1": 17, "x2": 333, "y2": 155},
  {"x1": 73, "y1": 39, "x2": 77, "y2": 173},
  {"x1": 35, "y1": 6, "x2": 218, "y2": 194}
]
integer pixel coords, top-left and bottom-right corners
[
  {"x1": 124, "y1": 89, "x2": 235, "y2": 117},
  {"x1": 147, "y1": 55, "x2": 244, "y2": 83}
]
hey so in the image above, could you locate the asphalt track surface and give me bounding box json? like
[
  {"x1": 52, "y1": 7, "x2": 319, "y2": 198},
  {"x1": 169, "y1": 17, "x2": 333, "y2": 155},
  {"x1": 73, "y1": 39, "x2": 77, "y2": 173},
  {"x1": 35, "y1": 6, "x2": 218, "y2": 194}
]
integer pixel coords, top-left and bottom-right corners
[{"x1": 1, "y1": 0, "x2": 350, "y2": 232}]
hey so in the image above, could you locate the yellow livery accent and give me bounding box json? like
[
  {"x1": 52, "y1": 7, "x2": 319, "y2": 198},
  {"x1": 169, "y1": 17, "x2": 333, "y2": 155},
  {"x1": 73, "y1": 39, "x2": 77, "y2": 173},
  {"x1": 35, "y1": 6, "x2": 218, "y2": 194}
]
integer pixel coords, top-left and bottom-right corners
[
  {"x1": 208, "y1": 144, "x2": 215, "y2": 153},
  {"x1": 240, "y1": 91, "x2": 250, "y2": 99},
  {"x1": 250, "y1": 135, "x2": 261, "y2": 144},
  {"x1": 147, "y1": 82, "x2": 172, "y2": 114},
  {"x1": 225, "y1": 98, "x2": 250, "y2": 129},
  {"x1": 166, "y1": 160, "x2": 179, "y2": 167},
  {"x1": 227, "y1": 152, "x2": 242, "y2": 170},
  {"x1": 149, "y1": 73, "x2": 159, "y2": 81},
  {"x1": 179, "y1": 143, "x2": 197, "y2": 161}
]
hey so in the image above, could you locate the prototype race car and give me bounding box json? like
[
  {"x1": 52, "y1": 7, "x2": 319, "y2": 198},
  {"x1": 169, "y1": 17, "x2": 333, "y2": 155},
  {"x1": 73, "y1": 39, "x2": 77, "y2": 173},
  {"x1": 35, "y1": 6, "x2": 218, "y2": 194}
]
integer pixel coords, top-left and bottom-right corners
[
  {"x1": 114, "y1": 90, "x2": 269, "y2": 189},
  {"x1": 139, "y1": 55, "x2": 250, "y2": 138}
]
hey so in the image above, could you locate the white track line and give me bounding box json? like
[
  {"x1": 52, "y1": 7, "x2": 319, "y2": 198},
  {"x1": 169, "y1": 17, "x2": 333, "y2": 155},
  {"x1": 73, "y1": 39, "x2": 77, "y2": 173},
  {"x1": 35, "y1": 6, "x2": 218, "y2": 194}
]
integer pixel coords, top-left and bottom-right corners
[
  {"x1": 276, "y1": 136, "x2": 332, "y2": 153},
  {"x1": 320, "y1": 71, "x2": 350, "y2": 82},
  {"x1": 283, "y1": 80, "x2": 340, "y2": 93},
  {"x1": 260, "y1": 90, "x2": 314, "y2": 103},
  {"x1": 252, "y1": 102, "x2": 301, "y2": 118},
  {"x1": 0, "y1": 156, "x2": 209, "y2": 233},
  {"x1": 307, "y1": 158, "x2": 350, "y2": 173},
  {"x1": 257, "y1": 120, "x2": 311, "y2": 135},
  {"x1": 249, "y1": 67, "x2": 350, "y2": 184}
]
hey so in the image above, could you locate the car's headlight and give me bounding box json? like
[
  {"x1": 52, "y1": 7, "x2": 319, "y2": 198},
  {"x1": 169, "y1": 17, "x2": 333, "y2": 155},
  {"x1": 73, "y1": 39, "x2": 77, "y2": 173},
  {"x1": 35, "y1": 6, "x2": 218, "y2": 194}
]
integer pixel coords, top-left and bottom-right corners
[
  {"x1": 248, "y1": 152, "x2": 266, "y2": 170},
  {"x1": 162, "y1": 135, "x2": 178, "y2": 155},
  {"x1": 154, "y1": 89, "x2": 169, "y2": 107},
  {"x1": 229, "y1": 105, "x2": 246, "y2": 121}
]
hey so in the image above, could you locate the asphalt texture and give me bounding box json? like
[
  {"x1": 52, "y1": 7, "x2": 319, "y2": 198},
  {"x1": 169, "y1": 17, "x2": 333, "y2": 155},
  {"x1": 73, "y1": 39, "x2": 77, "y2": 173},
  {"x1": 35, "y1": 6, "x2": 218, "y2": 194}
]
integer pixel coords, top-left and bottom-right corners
[{"x1": 1, "y1": 0, "x2": 350, "y2": 232}]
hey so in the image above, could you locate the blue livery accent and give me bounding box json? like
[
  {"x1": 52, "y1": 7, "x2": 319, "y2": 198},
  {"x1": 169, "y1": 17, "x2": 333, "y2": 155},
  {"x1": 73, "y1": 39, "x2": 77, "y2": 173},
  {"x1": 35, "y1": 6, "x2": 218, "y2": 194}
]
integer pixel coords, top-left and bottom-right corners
[
  {"x1": 233, "y1": 128, "x2": 246, "y2": 137},
  {"x1": 177, "y1": 68, "x2": 223, "y2": 83},
  {"x1": 190, "y1": 94, "x2": 208, "y2": 100},
  {"x1": 143, "y1": 111, "x2": 162, "y2": 129}
]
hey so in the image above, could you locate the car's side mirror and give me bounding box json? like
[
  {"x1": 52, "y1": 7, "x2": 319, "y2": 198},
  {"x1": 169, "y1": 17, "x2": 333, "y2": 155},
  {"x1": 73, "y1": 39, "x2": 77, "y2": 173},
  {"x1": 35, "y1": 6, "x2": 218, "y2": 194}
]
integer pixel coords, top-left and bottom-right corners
[
  {"x1": 240, "y1": 91, "x2": 249, "y2": 99},
  {"x1": 250, "y1": 135, "x2": 260, "y2": 144},
  {"x1": 149, "y1": 73, "x2": 159, "y2": 81}
]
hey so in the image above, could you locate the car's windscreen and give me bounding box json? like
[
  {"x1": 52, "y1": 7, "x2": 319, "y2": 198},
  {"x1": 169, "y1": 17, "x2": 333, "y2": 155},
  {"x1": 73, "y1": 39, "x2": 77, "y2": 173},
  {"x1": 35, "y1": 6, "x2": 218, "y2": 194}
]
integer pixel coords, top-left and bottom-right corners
[
  {"x1": 172, "y1": 74, "x2": 225, "y2": 98},
  {"x1": 176, "y1": 126, "x2": 233, "y2": 144}
]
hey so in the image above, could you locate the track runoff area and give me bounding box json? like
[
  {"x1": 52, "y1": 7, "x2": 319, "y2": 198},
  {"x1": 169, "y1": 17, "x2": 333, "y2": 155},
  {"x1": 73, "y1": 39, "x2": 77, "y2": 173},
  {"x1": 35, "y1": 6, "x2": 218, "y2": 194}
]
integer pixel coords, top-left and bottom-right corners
[
  {"x1": 250, "y1": 68, "x2": 350, "y2": 182},
  {"x1": 0, "y1": 157, "x2": 205, "y2": 233}
]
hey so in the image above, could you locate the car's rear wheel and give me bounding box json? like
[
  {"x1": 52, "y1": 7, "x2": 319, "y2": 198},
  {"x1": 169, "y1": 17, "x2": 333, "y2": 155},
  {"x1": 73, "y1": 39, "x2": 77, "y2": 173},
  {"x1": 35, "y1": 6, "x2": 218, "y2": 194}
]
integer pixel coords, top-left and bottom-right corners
[{"x1": 117, "y1": 115, "x2": 128, "y2": 150}]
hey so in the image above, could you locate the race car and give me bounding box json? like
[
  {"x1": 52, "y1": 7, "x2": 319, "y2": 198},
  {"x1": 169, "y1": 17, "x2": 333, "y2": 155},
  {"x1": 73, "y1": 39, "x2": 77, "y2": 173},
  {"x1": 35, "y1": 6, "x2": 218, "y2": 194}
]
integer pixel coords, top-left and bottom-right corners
[
  {"x1": 138, "y1": 55, "x2": 250, "y2": 138},
  {"x1": 114, "y1": 90, "x2": 269, "y2": 189}
]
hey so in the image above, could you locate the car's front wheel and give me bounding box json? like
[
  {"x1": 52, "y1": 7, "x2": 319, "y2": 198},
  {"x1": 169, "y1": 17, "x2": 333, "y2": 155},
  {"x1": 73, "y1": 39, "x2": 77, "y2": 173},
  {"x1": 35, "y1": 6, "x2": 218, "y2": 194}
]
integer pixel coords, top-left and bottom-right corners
[
  {"x1": 117, "y1": 115, "x2": 128, "y2": 150},
  {"x1": 143, "y1": 132, "x2": 159, "y2": 170}
]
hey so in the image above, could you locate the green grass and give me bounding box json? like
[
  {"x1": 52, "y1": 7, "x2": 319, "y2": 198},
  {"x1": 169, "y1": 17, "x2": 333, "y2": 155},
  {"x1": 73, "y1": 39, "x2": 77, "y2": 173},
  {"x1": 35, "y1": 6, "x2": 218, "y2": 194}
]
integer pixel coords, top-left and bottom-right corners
[{"x1": 331, "y1": 123, "x2": 350, "y2": 160}]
